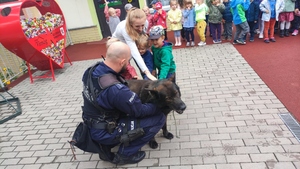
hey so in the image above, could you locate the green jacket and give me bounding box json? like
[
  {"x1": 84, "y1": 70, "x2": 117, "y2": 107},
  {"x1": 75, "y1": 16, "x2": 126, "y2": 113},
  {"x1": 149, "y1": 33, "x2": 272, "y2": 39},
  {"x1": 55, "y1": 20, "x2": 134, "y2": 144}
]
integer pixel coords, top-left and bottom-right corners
[
  {"x1": 206, "y1": 0, "x2": 225, "y2": 23},
  {"x1": 151, "y1": 42, "x2": 176, "y2": 79}
]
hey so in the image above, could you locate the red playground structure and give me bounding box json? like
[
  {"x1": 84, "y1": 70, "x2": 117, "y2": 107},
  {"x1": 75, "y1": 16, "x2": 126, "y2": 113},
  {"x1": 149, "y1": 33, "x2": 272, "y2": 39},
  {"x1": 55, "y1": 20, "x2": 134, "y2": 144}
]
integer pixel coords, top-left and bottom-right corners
[{"x1": 0, "y1": 0, "x2": 72, "y2": 83}]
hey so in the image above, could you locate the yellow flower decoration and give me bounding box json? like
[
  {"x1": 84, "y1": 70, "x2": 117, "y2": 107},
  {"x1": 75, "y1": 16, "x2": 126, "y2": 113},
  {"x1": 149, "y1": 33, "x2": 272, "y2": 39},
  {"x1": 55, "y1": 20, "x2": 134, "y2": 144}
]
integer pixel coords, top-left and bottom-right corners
[
  {"x1": 3, "y1": 67, "x2": 7, "y2": 71},
  {"x1": 6, "y1": 81, "x2": 11, "y2": 85}
]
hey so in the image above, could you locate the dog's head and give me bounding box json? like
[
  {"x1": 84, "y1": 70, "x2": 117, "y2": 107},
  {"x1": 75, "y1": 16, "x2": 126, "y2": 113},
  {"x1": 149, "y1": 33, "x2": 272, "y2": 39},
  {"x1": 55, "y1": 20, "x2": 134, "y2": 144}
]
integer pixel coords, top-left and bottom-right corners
[{"x1": 145, "y1": 79, "x2": 186, "y2": 114}]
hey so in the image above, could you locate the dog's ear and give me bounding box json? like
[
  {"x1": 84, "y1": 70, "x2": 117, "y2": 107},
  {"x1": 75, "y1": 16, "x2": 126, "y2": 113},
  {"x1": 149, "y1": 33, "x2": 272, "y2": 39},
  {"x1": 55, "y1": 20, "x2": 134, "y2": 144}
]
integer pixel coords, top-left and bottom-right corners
[
  {"x1": 145, "y1": 88, "x2": 160, "y2": 99},
  {"x1": 167, "y1": 74, "x2": 176, "y2": 83}
]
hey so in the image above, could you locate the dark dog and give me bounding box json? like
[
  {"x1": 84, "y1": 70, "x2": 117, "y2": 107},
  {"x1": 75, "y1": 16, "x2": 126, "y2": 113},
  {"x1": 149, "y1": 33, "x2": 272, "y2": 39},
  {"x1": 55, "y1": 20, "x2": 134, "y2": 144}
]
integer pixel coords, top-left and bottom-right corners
[{"x1": 126, "y1": 78, "x2": 186, "y2": 149}]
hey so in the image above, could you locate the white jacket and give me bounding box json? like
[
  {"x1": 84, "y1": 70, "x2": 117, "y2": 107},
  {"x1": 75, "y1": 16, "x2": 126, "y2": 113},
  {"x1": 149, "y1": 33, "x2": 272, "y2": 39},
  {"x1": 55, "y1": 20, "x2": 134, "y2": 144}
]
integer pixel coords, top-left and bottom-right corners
[
  {"x1": 259, "y1": 0, "x2": 285, "y2": 21},
  {"x1": 112, "y1": 20, "x2": 148, "y2": 72}
]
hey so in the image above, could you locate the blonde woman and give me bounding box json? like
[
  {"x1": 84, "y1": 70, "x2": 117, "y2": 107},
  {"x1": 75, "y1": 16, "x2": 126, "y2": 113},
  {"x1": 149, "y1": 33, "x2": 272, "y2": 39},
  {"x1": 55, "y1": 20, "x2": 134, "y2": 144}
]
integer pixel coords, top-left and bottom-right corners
[{"x1": 112, "y1": 8, "x2": 157, "y2": 80}]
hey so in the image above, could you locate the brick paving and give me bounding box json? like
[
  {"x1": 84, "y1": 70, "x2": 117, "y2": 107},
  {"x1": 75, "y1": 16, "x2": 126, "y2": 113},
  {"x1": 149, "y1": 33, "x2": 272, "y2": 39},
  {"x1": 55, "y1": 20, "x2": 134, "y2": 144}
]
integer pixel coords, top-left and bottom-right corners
[{"x1": 1, "y1": 42, "x2": 300, "y2": 169}]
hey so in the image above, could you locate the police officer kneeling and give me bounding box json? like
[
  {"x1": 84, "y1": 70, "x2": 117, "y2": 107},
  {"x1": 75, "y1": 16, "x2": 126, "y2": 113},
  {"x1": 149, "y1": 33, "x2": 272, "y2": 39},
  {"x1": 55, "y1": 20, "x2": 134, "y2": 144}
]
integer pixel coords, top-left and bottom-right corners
[{"x1": 81, "y1": 40, "x2": 166, "y2": 165}]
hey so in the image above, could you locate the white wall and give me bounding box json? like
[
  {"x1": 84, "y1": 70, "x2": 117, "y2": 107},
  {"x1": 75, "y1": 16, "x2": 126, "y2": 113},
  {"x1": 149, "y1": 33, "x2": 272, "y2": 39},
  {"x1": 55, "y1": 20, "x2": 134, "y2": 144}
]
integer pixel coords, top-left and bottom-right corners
[{"x1": 56, "y1": 0, "x2": 94, "y2": 29}]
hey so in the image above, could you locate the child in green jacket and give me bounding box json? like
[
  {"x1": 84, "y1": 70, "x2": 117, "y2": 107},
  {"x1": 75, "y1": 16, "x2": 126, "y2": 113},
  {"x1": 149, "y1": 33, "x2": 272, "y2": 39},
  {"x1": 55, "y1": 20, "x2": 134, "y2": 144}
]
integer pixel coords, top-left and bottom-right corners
[{"x1": 148, "y1": 25, "x2": 177, "y2": 81}]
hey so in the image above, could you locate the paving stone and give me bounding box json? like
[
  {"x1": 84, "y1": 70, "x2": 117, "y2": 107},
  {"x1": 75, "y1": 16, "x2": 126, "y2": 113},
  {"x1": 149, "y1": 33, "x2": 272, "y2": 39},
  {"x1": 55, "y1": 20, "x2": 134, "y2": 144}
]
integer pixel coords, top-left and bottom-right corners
[
  {"x1": 159, "y1": 157, "x2": 180, "y2": 166},
  {"x1": 35, "y1": 156, "x2": 55, "y2": 164},
  {"x1": 226, "y1": 154, "x2": 251, "y2": 163},
  {"x1": 57, "y1": 162, "x2": 79, "y2": 169},
  {"x1": 150, "y1": 150, "x2": 170, "y2": 158},
  {"x1": 216, "y1": 164, "x2": 241, "y2": 169},
  {"x1": 250, "y1": 153, "x2": 277, "y2": 162},
  {"x1": 18, "y1": 157, "x2": 37, "y2": 164},
  {"x1": 241, "y1": 162, "x2": 267, "y2": 169},
  {"x1": 4, "y1": 165, "x2": 24, "y2": 169},
  {"x1": 191, "y1": 164, "x2": 216, "y2": 169},
  {"x1": 22, "y1": 164, "x2": 43, "y2": 169}
]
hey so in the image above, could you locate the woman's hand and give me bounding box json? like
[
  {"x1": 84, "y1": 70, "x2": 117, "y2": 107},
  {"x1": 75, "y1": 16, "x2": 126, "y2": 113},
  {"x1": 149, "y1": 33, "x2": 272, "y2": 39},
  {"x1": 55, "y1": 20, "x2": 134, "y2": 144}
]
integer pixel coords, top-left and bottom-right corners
[{"x1": 144, "y1": 70, "x2": 157, "y2": 80}]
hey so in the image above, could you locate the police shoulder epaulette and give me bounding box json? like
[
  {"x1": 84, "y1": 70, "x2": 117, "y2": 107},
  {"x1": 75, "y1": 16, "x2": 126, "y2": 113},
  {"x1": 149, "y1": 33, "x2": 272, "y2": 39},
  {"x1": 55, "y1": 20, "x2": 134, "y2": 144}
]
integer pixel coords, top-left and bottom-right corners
[{"x1": 98, "y1": 74, "x2": 121, "y2": 90}]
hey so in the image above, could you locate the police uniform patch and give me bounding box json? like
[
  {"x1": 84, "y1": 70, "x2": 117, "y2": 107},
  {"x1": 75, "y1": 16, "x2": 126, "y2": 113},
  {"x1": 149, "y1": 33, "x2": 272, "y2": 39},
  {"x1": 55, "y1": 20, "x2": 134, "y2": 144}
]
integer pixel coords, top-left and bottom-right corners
[
  {"x1": 129, "y1": 93, "x2": 136, "y2": 103},
  {"x1": 115, "y1": 84, "x2": 124, "y2": 89}
]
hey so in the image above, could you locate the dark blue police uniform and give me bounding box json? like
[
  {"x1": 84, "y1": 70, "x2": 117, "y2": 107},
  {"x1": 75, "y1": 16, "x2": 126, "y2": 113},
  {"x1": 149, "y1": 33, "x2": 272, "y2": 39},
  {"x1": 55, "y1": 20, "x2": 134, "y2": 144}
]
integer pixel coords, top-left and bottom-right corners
[{"x1": 82, "y1": 62, "x2": 166, "y2": 157}]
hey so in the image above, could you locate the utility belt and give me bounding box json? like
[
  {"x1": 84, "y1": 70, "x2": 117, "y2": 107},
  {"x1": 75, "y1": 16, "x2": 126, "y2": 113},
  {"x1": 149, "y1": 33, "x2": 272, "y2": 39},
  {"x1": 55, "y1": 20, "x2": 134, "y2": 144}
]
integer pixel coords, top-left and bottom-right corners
[
  {"x1": 83, "y1": 116, "x2": 145, "y2": 147},
  {"x1": 83, "y1": 117, "x2": 116, "y2": 134}
]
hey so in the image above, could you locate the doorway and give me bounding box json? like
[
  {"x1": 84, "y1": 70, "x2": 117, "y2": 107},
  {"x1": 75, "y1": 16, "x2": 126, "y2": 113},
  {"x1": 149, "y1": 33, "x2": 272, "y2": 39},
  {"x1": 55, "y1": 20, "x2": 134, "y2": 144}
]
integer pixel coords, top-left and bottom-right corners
[{"x1": 93, "y1": 0, "x2": 140, "y2": 38}]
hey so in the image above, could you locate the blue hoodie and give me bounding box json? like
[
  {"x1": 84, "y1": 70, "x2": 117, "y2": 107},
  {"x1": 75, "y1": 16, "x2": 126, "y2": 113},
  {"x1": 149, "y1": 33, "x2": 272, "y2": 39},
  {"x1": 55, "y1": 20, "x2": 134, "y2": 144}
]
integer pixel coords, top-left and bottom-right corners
[
  {"x1": 230, "y1": 0, "x2": 250, "y2": 25},
  {"x1": 223, "y1": 1, "x2": 233, "y2": 22}
]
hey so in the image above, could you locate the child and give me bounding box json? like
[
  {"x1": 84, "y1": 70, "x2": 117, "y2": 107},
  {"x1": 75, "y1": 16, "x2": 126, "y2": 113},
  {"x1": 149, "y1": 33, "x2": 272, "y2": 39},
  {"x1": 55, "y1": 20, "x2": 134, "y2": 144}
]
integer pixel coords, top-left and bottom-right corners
[
  {"x1": 206, "y1": 0, "x2": 225, "y2": 43},
  {"x1": 230, "y1": 0, "x2": 250, "y2": 45},
  {"x1": 245, "y1": 0, "x2": 260, "y2": 42},
  {"x1": 259, "y1": 0, "x2": 284, "y2": 43},
  {"x1": 258, "y1": 0, "x2": 264, "y2": 38},
  {"x1": 124, "y1": 3, "x2": 133, "y2": 13},
  {"x1": 143, "y1": 6, "x2": 154, "y2": 33},
  {"x1": 148, "y1": 25, "x2": 176, "y2": 80},
  {"x1": 222, "y1": 0, "x2": 233, "y2": 40},
  {"x1": 136, "y1": 34, "x2": 155, "y2": 79},
  {"x1": 104, "y1": 0, "x2": 121, "y2": 35},
  {"x1": 167, "y1": 0, "x2": 183, "y2": 46},
  {"x1": 195, "y1": 0, "x2": 209, "y2": 46},
  {"x1": 153, "y1": 2, "x2": 168, "y2": 40},
  {"x1": 291, "y1": 0, "x2": 300, "y2": 35},
  {"x1": 182, "y1": 0, "x2": 196, "y2": 46},
  {"x1": 278, "y1": 0, "x2": 296, "y2": 37},
  {"x1": 150, "y1": 0, "x2": 158, "y2": 14}
]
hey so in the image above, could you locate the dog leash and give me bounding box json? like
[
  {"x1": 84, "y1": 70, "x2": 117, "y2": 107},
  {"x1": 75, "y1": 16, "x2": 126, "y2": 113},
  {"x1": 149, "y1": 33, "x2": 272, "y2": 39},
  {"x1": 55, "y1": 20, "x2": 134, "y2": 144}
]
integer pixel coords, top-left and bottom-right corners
[{"x1": 172, "y1": 111, "x2": 180, "y2": 138}]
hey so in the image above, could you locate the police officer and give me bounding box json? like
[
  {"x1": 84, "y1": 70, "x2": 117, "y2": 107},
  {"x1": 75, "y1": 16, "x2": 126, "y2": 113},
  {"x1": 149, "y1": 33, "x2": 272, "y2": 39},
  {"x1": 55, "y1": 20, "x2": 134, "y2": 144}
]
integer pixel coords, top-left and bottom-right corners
[{"x1": 81, "y1": 40, "x2": 166, "y2": 165}]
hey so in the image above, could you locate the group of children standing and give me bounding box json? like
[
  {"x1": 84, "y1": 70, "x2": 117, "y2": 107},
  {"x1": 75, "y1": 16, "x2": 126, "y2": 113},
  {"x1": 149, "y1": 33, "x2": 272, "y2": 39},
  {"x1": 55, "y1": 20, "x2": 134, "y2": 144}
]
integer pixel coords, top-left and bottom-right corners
[
  {"x1": 103, "y1": 0, "x2": 300, "y2": 81},
  {"x1": 144, "y1": 0, "x2": 300, "y2": 46}
]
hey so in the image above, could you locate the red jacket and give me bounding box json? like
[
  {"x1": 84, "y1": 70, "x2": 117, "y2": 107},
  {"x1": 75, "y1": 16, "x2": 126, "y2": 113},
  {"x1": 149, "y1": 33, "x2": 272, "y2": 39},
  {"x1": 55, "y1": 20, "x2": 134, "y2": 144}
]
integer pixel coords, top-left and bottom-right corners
[
  {"x1": 120, "y1": 63, "x2": 138, "y2": 80},
  {"x1": 153, "y1": 10, "x2": 167, "y2": 29},
  {"x1": 146, "y1": 14, "x2": 155, "y2": 33}
]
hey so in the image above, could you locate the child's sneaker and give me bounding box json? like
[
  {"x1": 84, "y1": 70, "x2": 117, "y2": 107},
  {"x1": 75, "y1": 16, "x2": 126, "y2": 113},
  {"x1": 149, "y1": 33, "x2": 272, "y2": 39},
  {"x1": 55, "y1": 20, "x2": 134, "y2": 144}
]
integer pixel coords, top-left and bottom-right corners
[
  {"x1": 191, "y1": 41, "x2": 195, "y2": 46},
  {"x1": 233, "y1": 40, "x2": 238, "y2": 44},
  {"x1": 270, "y1": 37, "x2": 276, "y2": 42},
  {"x1": 186, "y1": 42, "x2": 190, "y2": 47},
  {"x1": 292, "y1": 30, "x2": 298, "y2": 36},
  {"x1": 259, "y1": 33, "x2": 263, "y2": 39},
  {"x1": 198, "y1": 41, "x2": 206, "y2": 46},
  {"x1": 236, "y1": 39, "x2": 246, "y2": 45},
  {"x1": 217, "y1": 39, "x2": 222, "y2": 43},
  {"x1": 178, "y1": 42, "x2": 182, "y2": 46},
  {"x1": 264, "y1": 38, "x2": 270, "y2": 43},
  {"x1": 249, "y1": 37, "x2": 254, "y2": 42},
  {"x1": 213, "y1": 40, "x2": 219, "y2": 44}
]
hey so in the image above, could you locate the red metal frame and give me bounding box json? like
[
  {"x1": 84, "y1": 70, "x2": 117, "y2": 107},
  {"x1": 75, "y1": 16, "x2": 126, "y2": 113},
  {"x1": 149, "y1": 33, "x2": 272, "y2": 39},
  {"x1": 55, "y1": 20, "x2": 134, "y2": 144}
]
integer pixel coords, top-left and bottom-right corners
[
  {"x1": 0, "y1": 0, "x2": 72, "y2": 83},
  {"x1": 26, "y1": 50, "x2": 72, "y2": 83}
]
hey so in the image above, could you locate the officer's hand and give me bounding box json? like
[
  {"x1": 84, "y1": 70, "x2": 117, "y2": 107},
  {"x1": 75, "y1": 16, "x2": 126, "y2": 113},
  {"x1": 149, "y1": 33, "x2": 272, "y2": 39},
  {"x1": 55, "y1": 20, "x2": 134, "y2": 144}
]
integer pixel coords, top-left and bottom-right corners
[{"x1": 145, "y1": 70, "x2": 157, "y2": 80}]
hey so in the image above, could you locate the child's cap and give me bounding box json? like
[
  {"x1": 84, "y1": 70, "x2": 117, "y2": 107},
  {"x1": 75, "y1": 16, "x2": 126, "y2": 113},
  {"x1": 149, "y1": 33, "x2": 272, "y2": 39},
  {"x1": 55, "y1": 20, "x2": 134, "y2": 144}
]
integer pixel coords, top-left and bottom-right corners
[
  {"x1": 148, "y1": 25, "x2": 164, "y2": 39},
  {"x1": 155, "y1": 2, "x2": 162, "y2": 9},
  {"x1": 150, "y1": 0, "x2": 158, "y2": 5},
  {"x1": 124, "y1": 3, "x2": 133, "y2": 11}
]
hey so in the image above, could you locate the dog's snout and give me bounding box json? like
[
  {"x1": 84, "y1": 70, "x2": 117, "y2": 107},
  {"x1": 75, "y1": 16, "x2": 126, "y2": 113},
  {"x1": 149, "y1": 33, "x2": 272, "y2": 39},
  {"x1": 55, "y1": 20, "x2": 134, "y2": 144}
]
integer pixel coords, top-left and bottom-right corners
[{"x1": 180, "y1": 103, "x2": 186, "y2": 111}]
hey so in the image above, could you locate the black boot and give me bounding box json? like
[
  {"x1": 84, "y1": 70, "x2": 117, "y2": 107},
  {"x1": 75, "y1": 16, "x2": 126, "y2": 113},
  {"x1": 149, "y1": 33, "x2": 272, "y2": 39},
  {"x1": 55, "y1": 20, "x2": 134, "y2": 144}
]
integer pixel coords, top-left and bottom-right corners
[
  {"x1": 98, "y1": 144, "x2": 115, "y2": 162},
  {"x1": 280, "y1": 30, "x2": 284, "y2": 37},
  {"x1": 285, "y1": 29, "x2": 289, "y2": 37},
  {"x1": 112, "y1": 151, "x2": 145, "y2": 165}
]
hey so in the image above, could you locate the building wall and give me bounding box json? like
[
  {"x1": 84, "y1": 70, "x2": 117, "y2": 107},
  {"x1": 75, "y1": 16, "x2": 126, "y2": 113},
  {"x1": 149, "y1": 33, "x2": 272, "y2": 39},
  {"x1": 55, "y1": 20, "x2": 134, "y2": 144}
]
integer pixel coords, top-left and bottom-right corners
[{"x1": 68, "y1": 26, "x2": 101, "y2": 44}]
